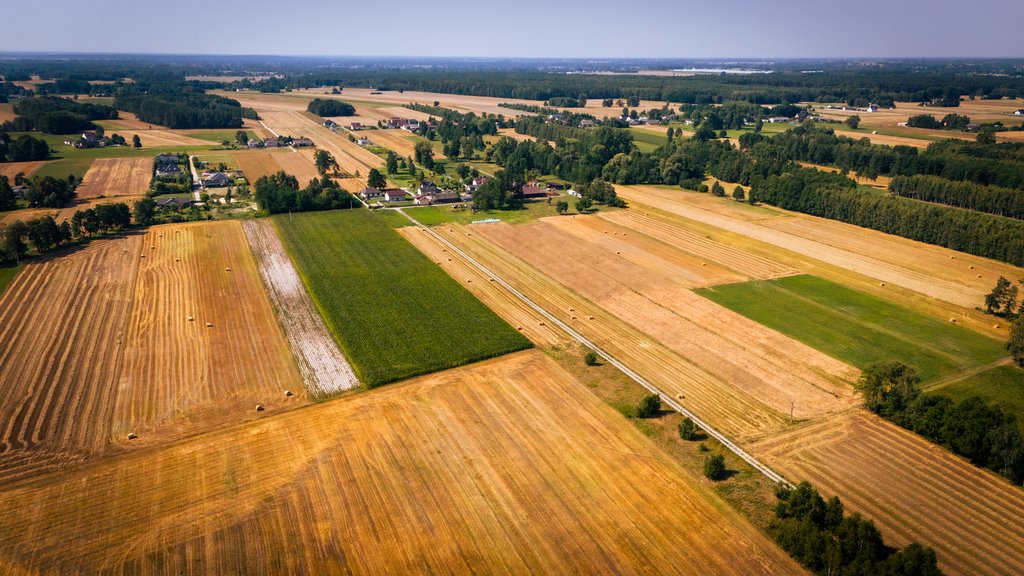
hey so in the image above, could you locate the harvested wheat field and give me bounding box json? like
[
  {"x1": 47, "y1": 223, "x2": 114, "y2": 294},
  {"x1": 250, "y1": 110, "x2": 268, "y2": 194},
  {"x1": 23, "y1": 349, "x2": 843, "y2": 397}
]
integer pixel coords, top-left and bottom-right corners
[
  {"x1": 271, "y1": 148, "x2": 321, "y2": 186},
  {"x1": 832, "y1": 129, "x2": 932, "y2": 148},
  {"x1": 75, "y1": 157, "x2": 153, "y2": 198},
  {"x1": 114, "y1": 221, "x2": 304, "y2": 442},
  {"x1": 0, "y1": 161, "x2": 46, "y2": 180},
  {"x1": 365, "y1": 127, "x2": 421, "y2": 157},
  {"x1": 615, "y1": 185, "x2": 1024, "y2": 327},
  {"x1": 751, "y1": 410, "x2": 1024, "y2": 575},
  {"x1": 0, "y1": 103, "x2": 15, "y2": 123},
  {"x1": 0, "y1": 351, "x2": 802, "y2": 576},
  {"x1": 798, "y1": 162, "x2": 892, "y2": 188},
  {"x1": 232, "y1": 149, "x2": 285, "y2": 181},
  {"x1": 0, "y1": 235, "x2": 141, "y2": 484},
  {"x1": 468, "y1": 219, "x2": 857, "y2": 422},
  {"x1": 243, "y1": 219, "x2": 357, "y2": 396},
  {"x1": 432, "y1": 224, "x2": 794, "y2": 440}
]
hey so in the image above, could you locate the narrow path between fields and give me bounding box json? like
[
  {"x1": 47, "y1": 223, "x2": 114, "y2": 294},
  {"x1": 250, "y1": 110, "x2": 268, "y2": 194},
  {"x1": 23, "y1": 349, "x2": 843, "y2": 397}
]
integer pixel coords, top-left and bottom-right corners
[
  {"x1": 395, "y1": 207, "x2": 793, "y2": 488},
  {"x1": 923, "y1": 357, "x2": 1014, "y2": 392}
]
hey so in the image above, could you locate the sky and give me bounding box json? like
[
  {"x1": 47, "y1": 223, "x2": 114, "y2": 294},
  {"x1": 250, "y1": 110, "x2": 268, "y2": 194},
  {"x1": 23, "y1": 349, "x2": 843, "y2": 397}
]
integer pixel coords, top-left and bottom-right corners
[{"x1": 3, "y1": 0, "x2": 1023, "y2": 59}]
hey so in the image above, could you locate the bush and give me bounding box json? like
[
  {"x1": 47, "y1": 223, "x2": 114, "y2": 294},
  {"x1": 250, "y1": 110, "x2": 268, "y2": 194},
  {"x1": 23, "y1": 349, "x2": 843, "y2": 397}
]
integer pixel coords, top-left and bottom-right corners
[
  {"x1": 703, "y1": 454, "x2": 726, "y2": 480},
  {"x1": 635, "y1": 394, "x2": 661, "y2": 418},
  {"x1": 678, "y1": 417, "x2": 700, "y2": 440},
  {"x1": 584, "y1": 350, "x2": 599, "y2": 366}
]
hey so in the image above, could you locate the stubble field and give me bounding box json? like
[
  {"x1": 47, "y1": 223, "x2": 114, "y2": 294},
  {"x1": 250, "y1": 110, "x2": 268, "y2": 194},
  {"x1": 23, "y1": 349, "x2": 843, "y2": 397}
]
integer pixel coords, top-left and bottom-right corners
[
  {"x1": 75, "y1": 157, "x2": 153, "y2": 198},
  {"x1": 0, "y1": 350, "x2": 803, "y2": 575}
]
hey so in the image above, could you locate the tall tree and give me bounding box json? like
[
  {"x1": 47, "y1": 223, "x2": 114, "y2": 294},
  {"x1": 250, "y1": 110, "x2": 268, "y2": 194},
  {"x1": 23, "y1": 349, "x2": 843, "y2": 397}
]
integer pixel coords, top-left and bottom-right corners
[{"x1": 367, "y1": 168, "x2": 387, "y2": 189}]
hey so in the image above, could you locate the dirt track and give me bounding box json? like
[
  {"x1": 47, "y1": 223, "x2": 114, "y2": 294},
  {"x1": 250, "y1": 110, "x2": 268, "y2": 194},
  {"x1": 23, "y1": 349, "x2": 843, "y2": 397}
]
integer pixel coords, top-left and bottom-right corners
[{"x1": 0, "y1": 350, "x2": 802, "y2": 575}]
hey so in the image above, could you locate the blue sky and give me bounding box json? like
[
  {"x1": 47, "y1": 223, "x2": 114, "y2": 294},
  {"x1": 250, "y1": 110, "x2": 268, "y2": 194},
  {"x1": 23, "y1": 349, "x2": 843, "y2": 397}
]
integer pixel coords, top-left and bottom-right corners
[{"x1": 3, "y1": 0, "x2": 1023, "y2": 58}]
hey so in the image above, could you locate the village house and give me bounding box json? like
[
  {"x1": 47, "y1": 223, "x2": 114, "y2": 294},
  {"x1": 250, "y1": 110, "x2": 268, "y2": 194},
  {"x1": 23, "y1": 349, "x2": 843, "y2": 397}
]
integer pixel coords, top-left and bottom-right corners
[
  {"x1": 865, "y1": 104, "x2": 879, "y2": 113},
  {"x1": 323, "y1": 119, "x2": 337, "y2": 130},
  {"x1": 519, "y1": 185, "x2": 549, "y2": 199},
  {"x1": 579, "y1": 119, "x2": 595, "y2": 128},
  {"x1": 291, "y1": 137, "x2": 314, "y2": 148},
  {"x1": 350, "y1": 122, "x2": 364, "y2": 130},
  {"x1": 465, "y1": 176, "x2": 488, "y2": 193},
  {"x1": 247, "y1": 139, "x2": 264, "y2": 148},
  {"x1": 264, "y1": 139, "x2": 280, "y2": 148},
  {"x1": 155, "y1": 162, "x2": 181, "y2": 179},
  {"x1": 202, "y1": 172, "x2": 232, "y2": 187},
  {"x1": 156, "y1": 197, "x2": 193, "y2": 210},
  {"x1": 418, "y1": 181, "x2": 442, "y2": 196},
  {"x1": 359, "y1": 186, "x2": 383, "y2": 200},
  {"x1": 382, "y1": 189, "x2": 408, "y2": 202},
  {"x1": 356, "y1": 137, "x2": 373, "y2": 147},
  {"x1": 11, "y1": 185, "x2": 29, "y2": 199},
  {"x1": 1015, "y1": 109, "x2": 1024, "y2": 116}
]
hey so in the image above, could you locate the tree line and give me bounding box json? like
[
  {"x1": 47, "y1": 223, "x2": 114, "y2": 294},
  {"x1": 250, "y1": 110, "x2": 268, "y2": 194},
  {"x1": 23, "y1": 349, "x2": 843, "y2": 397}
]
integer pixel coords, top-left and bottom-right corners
[
  {"x1": 752, "y1": 168, "x2": 1024, "y2": 266},
  {"x1": 890, "y1": 175, "x2": 1024, "y2": 220},
  {"x1": 857, "y1": 361, "x2": 1024, "y2": 485},
  {"x1": 253, "y1": 171, "x2": 361, "y2": 214},
  {"x1": 773, "y1": 481, "x2": 942, "y2": 575},
  {"x1": 0, "y1": 202, "x2": 132, "y2": 262}
]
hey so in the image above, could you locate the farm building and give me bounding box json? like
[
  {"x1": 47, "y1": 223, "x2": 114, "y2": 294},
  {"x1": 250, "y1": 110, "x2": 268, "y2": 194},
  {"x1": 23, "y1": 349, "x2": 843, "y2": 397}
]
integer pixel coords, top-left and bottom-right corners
[
  {"x1": 1015, "y1": 109, "x2": 1024, "y2": 116},
  {"x1": 350, "y1": 122, "x2": 364, "y2": 130},
  {"x1": 580, "y1": 119, "x2": 595, "y2": 128},
  {"x1": 465, "y1": 176, "x2": 489, "y2": 193},
  {"x1": 356, "y1": 137, "x2": 373, "y2": 147},
  {"x1": 292, "y1": 138, "x2": 314, "y2": 148},
  {"x1": 247, "y1": 139, "x2": 264, "y2": 148},
  {"x1": 323, "y1": 119, "x2": 337, "y2": 129},
  {"x1": 265, "y1": 139, "x2": 280, "y2": 148},
  {"x1": 155, "y1": 163, "x2": 182, "y2": 179},
  {"x1": 383, "y1": 189, "x2": 408, "y2": 202},
  {"x1": 520, "y1": 185, "x2": 549, "y2": 199},
  {"x1": 156, "y1": 197, "x2": 193, "y2": 210},
  {"x1": 418, "y1": 181, "x2": 442, "y2": 196}
]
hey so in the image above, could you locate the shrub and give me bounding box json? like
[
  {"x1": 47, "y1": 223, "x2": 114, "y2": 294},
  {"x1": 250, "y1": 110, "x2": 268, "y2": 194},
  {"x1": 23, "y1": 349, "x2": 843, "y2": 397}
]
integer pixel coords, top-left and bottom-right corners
[
  {"x1": 635, "y1": 394, "x2": 661, "y2": 418},
  {"x1": 583, "y1": 350, "x2": 599, "y2": 366},
  {"x1": 703, "y1": 454, "x2": 726, "y2": 480}
]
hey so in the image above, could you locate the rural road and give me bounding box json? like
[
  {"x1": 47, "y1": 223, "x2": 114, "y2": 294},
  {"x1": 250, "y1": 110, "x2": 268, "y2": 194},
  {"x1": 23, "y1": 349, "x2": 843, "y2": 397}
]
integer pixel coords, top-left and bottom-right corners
[
  {"x1": 187, "y1": 155, "x2": 202, "y2": 202},
  {"x1": 395, "y1": 208, "x2": 793, "y2": 488}
]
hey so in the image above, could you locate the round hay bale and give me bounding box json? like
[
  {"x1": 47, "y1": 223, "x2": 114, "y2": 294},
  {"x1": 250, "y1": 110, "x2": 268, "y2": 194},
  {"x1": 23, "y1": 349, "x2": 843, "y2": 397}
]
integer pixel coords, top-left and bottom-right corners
[
  {"x1": 879, "y1": 282, "x2": 886, "y2": 287},
  {"x1": 140, "y1": 254, "x2": 146, "y2": 259},
  {"x1": 284, "y1": 390, "x2": 293, "y2": 397},
  {"x1": 225, "y1": 267, "x2": 231, "y2": 272},
  {"x1": 205, "y1": 322, "x2": 213, "y2": 327},
  {"x1": 127, "y1": 432, "x2": 137, "y2": 440},
  {"x1": 949, "y1": 318, "x2": 957, "y2": 323},
  {"x1": 517, "y1": 326, "x2": 523, "y2": 331},
  {"x1": 994, "y1": 324, "x2": 1001, "y2": 329},
  {"x1": 539, "y1": 321, "x2": 545, "y2": 326},
  {"x1": 187, "y1": 316, "x2": 194, "y2": 322},
  {"x1": 175, "y1": 258, "x2": 180, "y2": 262},
  {"x1": 588, "y1": 315, "x2": 594, "y2": 320},
  {"x1": 701, "y1": 262, "x2": 707, "y2": 267},
  {"x1": 977, "y1": 274, "x2": 983, "y2": 278},
  {"x1": 255, "y1": 404, "x2": 265, "y2": 412},
  {"x1": 969, "y1": 265, "x2": 974, "y2": 269}
]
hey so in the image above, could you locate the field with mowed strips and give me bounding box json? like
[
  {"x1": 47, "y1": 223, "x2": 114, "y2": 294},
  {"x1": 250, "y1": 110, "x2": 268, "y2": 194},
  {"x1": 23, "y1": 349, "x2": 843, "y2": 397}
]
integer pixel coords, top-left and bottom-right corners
[
  {"x1": 273, "y1": 209, "x2": 531, "y2": 386},
  {"x1": 698, "y1": 275, "x2": 1008, "y2": 383}
]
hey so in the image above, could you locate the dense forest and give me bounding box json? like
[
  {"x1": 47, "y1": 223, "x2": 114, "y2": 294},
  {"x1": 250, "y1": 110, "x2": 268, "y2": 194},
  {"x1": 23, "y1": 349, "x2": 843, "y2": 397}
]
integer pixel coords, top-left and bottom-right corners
[
  {"x1": 1, "y1": 96, "x2": 118, "y2": 133},
  {"x1": 115, "y1": 90, "x2": 248, "y2": 129},
  {"x1": 890, "y1": 175, "x2": 1024, "y2": 220},
  {"x1": 306, "y1": 98, "x2": 355, "y2": 117}
]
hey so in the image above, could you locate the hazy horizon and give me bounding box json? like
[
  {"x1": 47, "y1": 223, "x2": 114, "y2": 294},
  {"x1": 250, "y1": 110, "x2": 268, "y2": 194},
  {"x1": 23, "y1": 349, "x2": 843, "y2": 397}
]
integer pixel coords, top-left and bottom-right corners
[{"x1": 3, "y1": 0, "x2": 1023, "y2": 59}]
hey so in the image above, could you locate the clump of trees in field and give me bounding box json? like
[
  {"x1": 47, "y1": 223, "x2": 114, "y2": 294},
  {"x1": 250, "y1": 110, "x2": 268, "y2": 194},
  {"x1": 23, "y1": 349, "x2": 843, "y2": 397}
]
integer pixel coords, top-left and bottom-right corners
[
  {"x1": 306, "y1": 98, "x2": 355, "y2": 117},
  {"x1": 1, "y1": 96, "x2": 118, "y2": 133},
  {"x1": 635, "y1": 394, "x2": 661, "y2": 418},
  {"x1": 0, "y1": 132, "x2": 49, "y2": 162},
  {"x1": 772, "y1": 481, "x2": 942, "y2": 575},
  {"x1": 544, "y1": 95, "x2": 587, "y2": 108},
  {"x1": 0, "y1": 202, "x2": 132, "y2": 262},
  {"x1": 857, "y1": 361, "x2": 1024, "y2": 484},
  {"x1": 253, "y1": 171, "x2": 360, "y2": 214},
  {"x1": 906, "y1": 113, "x2": 971, "y2": 131},
  {"x1": 983, "y1": 277, "x2": 1024, "y2": 366},
  {"x1": 2, "y1": 174, "x2": 78, "y2": 208},
  {"x1": 115, "y1": 90, "x2": 247, "y2": 129}
]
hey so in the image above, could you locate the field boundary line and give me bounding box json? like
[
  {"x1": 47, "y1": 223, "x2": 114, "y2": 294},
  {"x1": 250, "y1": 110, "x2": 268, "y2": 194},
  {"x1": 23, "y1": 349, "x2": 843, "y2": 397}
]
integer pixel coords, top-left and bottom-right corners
[{"x1": 395, "y1": 208, "x2": 793, "y2": 488}]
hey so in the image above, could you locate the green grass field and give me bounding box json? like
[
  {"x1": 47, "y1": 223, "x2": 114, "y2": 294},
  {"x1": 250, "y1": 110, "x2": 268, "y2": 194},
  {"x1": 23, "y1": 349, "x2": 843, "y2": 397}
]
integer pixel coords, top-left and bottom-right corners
[
  {"x1": 628, "y1": 128, "x2": 668, "y2": 152},
  {"x1": 0, "y1": 265, "x2": 20, "y2": 297},
  {"x1": 273, "y1": 208, "x2": 531, "y2": 387},
  {"x1": 930, "y1": 364, "x2": 1024, "y2": 415},
  {"x1": 697, "y1": 275, "x2": 1006, "y2": 384}
]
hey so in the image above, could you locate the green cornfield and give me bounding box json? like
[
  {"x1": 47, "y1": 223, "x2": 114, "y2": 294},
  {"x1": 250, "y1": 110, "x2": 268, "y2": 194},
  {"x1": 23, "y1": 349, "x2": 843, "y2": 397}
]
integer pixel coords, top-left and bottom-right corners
[{"x1": 273, "y1": 209, "x2": 532, "y2": 387}]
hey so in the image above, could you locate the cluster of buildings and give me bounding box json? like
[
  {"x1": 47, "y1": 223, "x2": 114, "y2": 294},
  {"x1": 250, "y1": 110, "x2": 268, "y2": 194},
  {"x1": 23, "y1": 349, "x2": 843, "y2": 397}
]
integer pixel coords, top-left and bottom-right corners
[
  {"x1": 62, "y1": 130, "x2": 117, "y2": 149},
  {"x1": 246, "y1": 137, "x2": 313, "y2": 149},
  {"x1": 358, "y1": 176, "x2": 563, "y2": 207}
]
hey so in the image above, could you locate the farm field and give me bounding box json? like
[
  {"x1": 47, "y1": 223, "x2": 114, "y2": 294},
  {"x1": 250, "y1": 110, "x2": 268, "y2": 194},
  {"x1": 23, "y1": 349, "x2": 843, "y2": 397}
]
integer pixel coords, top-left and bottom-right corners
[
  {"x1": 243, "y1": 219, "x2": 357, "y2": 396},
  {"x1": 615, "y1": 184, "x2": 1024, "y2": 337},
  {"x1": 268, "y1": 148, "x2": 321, "y2": 185},
  {"x1": 114, "y1": 221, "x2": 305, "y2": 442},
  {"x1": 466, "y1": 218, "x2": 857, "y2": 421},
  {"x1": 0, "y1": 350, "x2": 802, "y2": 575},
  {"x1": 751, "y1": 410, "x2": 1024, "y2": 576},
  {"x1": 232, "y1": 149, "x2": 289, "y2": 181},
  {"x1": 0, "y1": 102, "x2": 15, "y2": 123},
  {"x1": 93, "y1": 123, "x2": 213, "y2": 147},
  {"x1": 75, "y1": 156, "x2": 152, "y2": 198},
  {"x1": 273, "y1": 209, "x2": 531, "y2": 387},
  {"x1": 0, "y1": 235, "x2": 141, "y2": 484},
  {"x1": 0, "y1": 160, "x2": 47, "y2": 180},
  {"x1": 928, "y1": 364, "x2": 1024, "y2": 422},
  {"x1": 698, "y1": 275, "x2": 1008, "y2": 383}
]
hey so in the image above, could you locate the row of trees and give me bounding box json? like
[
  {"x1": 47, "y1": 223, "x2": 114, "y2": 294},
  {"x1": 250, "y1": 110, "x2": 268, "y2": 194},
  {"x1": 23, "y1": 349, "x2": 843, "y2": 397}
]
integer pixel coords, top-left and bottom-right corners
[
  {"x1": 752, "y1": 168, "x2": 1024, "y2": 266},
  {"x1": 906, "y1": 113, "x2": 972, "y2": 131},
  {"x1": 0, "y1": 133, "x2": 49, "y2": 162},
  {"x1": 982, "y1": 277, "x2": 1024, "y2": 367},
  {"x1": 0, "y1": 202, "x2": 132, "y2": 262},
  {"x1": 306, "y1": 98, "x2": 355, "y2": 117},
  {"x1": 858, "y1": 361, "x2": 1024, "y2": 485},
  {"x1": 890, "y1": 175, "x2": 1024, "y2": 220},
  {"x1": 253, "y1": 171, "x2": 361, "y2": 214},
  {"x1": 2, "y1": 96, "x2": 118, "y2": 134},
  {"x1": 773, "y1": 481, "x2": 941, "y2": 575}
]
